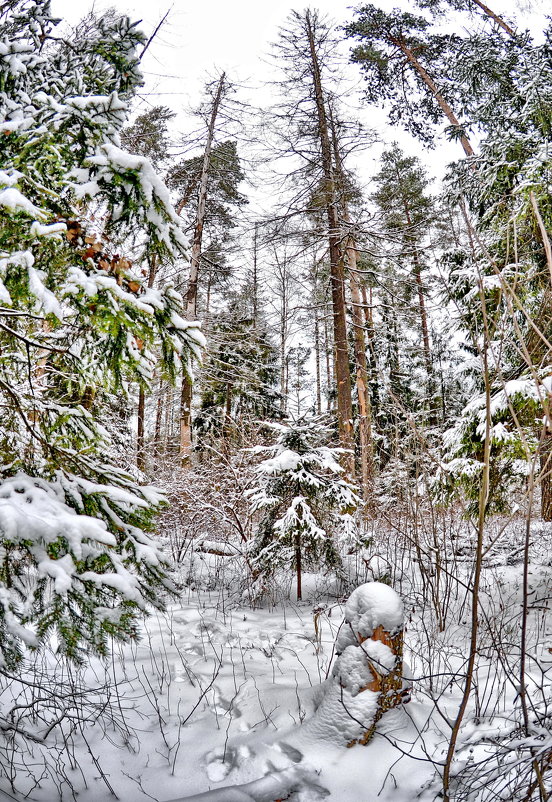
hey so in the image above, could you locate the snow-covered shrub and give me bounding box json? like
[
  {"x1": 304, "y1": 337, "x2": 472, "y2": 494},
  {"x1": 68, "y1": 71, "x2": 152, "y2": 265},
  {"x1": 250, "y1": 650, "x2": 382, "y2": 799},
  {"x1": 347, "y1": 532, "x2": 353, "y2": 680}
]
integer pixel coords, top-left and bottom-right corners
[{"x1": 247, "y1": 418, "x2": 361, "y2": 601}]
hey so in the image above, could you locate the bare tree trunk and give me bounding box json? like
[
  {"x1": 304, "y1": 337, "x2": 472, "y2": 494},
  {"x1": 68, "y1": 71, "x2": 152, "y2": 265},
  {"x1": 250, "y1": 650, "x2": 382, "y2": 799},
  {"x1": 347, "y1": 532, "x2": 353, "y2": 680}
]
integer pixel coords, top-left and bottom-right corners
[
  {"x1": 280, "y1": 263, "x2": 288, "y2": 416},
  {"x1": 323, "y1": 303, "x2": 333, "y2": 412},
  {"x1": 361, "y1": 283, "x2": 379, "y2": 423},
  {"x1": 186, "y1": 73, "x2": 226, "y2": 319},
  {"x1": 314, "y1": 312, "x2": 322, "y2": 416},
  {"x1": 137, "y1": 256, "x2": 157, "y2": 472},
  {"x1": 137, "y1": 389, "x2": 146, "y2": 472},
  {"x1": 252, "y1": 222, "x2": 258, "y2": 325},
  {"x1": 329, "y1": 105, "x2": 374, "y2": 496},
  {"x1": 179, "y1": 379, "x2": 193, "y2": 461},
  {"x1": 306, "y1": 11, "x2": 354, "y2": 474},
  {"x1": 350, "y1": 264, "x2": 374, "y2": 500},
  {"x1": 224, "y1": 382, "x2": 233, "y2": 442},
  {"x1": 295, "y1": 533, "x2": 302, "y2": 601},
  {"x1": 541, "y1": 433, "x2": 552, "y2": 521},
  {"x1": 179, "y1": 72, "x2": 226, "y2": 465},
  {"x1": 154, "y1": 380, "x2": 164, "y2": 460},
  {"x1": 164, "y1": 386, "x2": 173, "y2": 457}
]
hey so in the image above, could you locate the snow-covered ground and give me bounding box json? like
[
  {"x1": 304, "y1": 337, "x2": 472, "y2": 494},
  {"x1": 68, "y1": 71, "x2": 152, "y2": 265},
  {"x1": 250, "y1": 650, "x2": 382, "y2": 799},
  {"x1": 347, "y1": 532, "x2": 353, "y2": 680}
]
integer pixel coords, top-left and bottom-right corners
[{"x1": 0, "y1": 519, "x2": 550, "y2": 802}]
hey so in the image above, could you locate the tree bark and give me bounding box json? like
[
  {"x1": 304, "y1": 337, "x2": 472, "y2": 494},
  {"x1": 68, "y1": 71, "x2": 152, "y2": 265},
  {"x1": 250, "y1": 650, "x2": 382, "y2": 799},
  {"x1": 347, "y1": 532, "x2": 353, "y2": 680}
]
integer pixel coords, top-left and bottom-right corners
[
  {"x1": 179, "y1": 72, "x2": 226, "y2": 465},
  {"x1": 328, "y1": 105, "x2": 374, "y2": 497},
  {"x1": 252, "y1": 222, "x2": 259, "y2": 325},
  {"x1": 137, "y1": 256, "x2": 157, "y2": 472},
  {"x1": 154, "y1": 380, "x2": 164, "y2": 461},
  {"x1": 361, "y1": 283, "x2": 379, "y2": 423},
  {"x1": 305, "y1": 11, "x2": 355, "y2": 475},
  {"x1": 346, "y1": 623, "x2": 405, "y2": 747},
  {"x1": 137, "y1": 388, "x2": 146, "y2": 472},
  {"x1": 541, "y1": 432, "x2": 552, "y2": 521},
  {"x1": 295, "y1": 532, "x2": 302, "y2": 601},
  {"x1": 350, "y1": 264, "x2": 375, "y2": 500},
  {"x1": 279, "y1": 259, "x2": 288, "y2": 416},
  {"x1": 323, "y1": 303, "x2": 333, "y2": 412},
  {"x1": 314, "y1": 311, "x2": 322, "y2": 415}
]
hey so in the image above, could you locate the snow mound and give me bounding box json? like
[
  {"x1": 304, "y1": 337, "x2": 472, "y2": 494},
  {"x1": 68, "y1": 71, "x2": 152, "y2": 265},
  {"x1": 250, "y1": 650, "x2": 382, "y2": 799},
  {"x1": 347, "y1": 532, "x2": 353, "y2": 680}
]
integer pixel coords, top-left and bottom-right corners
[
  {"x1": 303, "y1": 583, "x2": 404, "y2": 745},
  {"x1": 336, "y1": 582, "x2": 404, "y2": 653}
]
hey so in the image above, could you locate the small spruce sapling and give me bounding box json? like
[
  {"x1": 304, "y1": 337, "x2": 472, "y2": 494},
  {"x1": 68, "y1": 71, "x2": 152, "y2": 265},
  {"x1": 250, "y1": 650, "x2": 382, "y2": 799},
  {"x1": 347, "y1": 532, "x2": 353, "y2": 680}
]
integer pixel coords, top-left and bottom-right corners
[{"x1": 247, "y1": 418, "x2": 361, "y2": 601}]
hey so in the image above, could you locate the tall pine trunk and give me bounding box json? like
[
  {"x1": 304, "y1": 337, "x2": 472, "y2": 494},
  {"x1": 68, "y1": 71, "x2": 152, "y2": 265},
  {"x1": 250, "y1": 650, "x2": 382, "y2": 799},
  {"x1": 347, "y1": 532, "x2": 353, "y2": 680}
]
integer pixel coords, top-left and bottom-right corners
[
  {"x1": 295, "y1": 532, "x2": 302, "y2": 601},
  {"x1": 350, "y1": 259, "x2": 374, "y2": 500},
  {"x1": 314, "y1": 312, "x2": 322, "y2": 415},
  {"x1": 306, "y1": 11, "x2": 354, "y2": 474},
  {"x1": 329, "y1": 106, "x2": 374, "y2": 497},
  {"x1": 540, "y1": 433, "x2": 552, "y2": 521}
]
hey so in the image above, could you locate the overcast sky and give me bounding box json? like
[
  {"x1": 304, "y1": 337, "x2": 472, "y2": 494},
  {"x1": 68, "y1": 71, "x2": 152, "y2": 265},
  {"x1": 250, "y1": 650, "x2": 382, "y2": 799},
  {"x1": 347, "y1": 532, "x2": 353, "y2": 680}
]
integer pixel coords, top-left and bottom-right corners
[
  {"x1": 50, "y1": 0, "x2": 547, "y2": 201},
  {"x1": 51, "y1": 0, "x2": 545, "y2": 108}
]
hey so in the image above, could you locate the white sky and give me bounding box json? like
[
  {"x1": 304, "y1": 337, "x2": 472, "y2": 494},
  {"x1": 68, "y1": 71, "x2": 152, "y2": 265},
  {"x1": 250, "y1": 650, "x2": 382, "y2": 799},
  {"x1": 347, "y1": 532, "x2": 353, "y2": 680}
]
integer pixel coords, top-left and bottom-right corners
[
  {"x1": 50, "y1": 1, "x2": 455, "y2": 147},
  {"x1": 51, "y1": 0, "x2": 546, "y2": 190}
]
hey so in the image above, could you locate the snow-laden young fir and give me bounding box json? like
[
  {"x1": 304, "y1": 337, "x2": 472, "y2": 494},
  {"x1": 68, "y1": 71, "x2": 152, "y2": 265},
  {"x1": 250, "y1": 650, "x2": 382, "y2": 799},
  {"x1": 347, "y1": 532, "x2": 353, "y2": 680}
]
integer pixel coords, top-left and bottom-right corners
[
  {"x1": 246, "y1": 418, "x2": 362, "y2": 600},
  {"x1": 0, "y1": 0, "x2": 204, "y2": 667}
]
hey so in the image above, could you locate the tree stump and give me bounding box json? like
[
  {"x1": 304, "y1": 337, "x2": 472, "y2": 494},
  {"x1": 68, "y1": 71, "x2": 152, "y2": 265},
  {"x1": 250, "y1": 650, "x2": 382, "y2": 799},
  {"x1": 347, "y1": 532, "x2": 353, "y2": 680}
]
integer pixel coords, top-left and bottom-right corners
[{"x1": 305, "y1": 582, "x2": 407, "y2": 746}]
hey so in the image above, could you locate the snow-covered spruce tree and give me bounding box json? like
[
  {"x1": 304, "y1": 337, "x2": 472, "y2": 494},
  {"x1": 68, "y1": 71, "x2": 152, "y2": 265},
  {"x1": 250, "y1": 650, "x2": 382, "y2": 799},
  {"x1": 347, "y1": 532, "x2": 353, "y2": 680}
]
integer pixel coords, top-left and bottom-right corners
[
  {"x1": 0, "y1": 1, "x2": 204, "y2": 667},
  {"x1": 435, "y1": 376, "x2": 552, "y2": 517},
  {"x1": 437, "y1": 21, "x2": 552, "y2": 518},
  {"x1": 194, "y1": 293, "x2": 281, "y2": 449},
  {"x1": 247, "y1": 419, "x2": 361, "y2": 600}
]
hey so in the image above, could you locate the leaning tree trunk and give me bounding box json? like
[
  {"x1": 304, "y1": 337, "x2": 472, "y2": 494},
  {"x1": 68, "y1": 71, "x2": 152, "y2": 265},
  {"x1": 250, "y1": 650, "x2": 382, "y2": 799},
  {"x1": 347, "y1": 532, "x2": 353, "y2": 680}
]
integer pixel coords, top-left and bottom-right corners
[
  {"x1": 392, "y1": 36, "x2": 475, "y2": 159},
  {"x1": 470, "y1": 0, "x2": 515, "y2": 36}
]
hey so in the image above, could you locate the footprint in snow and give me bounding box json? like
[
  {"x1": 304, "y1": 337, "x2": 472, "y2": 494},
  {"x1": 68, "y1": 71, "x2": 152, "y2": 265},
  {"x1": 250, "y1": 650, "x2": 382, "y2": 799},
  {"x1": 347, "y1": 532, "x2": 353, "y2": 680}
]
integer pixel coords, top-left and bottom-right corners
[
  {"x1": 275, "y1": 741, "x2": 303, "y2": 764},
  {"x1": 205, "y1": 744, "x2": 252, "y2": 782},
  {"x1": 213, "y1": 688, "x2": 242, "y2": 716}
]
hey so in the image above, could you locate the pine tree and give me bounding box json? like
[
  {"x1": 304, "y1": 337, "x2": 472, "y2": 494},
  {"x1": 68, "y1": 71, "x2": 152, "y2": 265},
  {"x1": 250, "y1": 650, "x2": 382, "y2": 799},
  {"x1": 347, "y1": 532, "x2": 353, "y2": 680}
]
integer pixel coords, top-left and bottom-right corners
[
  {"x1": 247, "y1": 419, "x2": 361, "y2": 601},
  {"x1": 120, "y1": 105, "x2": 175, "y2": 170},
  {"x1": 372, "y1": 144, "x2": 439, "y2": 425},
  {"x1": 345, "y1": 5, "x2": 474, "y2": 155},
  {"x1": 0, "y1": 1, "x2": 203, "y2": 666}
]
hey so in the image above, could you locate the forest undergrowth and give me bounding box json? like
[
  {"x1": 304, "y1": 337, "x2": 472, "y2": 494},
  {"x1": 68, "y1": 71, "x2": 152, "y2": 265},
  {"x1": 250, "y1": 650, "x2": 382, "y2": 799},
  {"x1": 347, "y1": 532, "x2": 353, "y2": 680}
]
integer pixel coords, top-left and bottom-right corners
[{"x1": 1, "y1": 493, "x2": 549, "y2": 802}]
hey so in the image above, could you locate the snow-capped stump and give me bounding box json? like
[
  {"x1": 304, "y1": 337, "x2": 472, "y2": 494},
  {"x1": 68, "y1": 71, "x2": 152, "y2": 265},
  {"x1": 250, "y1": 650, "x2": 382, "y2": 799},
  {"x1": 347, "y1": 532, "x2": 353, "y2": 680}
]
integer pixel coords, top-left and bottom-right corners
[{"x1": 306, "y1": 582, "x2": 406, "y2": 746}]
